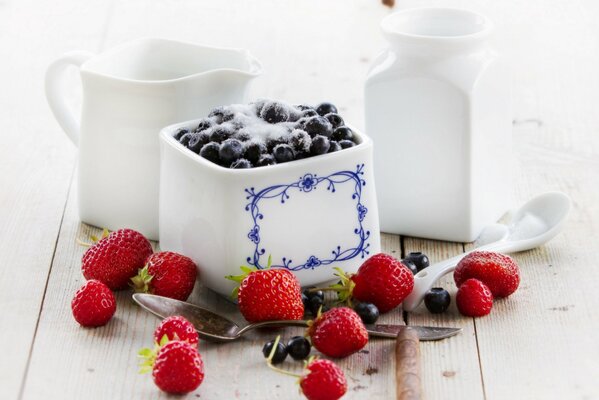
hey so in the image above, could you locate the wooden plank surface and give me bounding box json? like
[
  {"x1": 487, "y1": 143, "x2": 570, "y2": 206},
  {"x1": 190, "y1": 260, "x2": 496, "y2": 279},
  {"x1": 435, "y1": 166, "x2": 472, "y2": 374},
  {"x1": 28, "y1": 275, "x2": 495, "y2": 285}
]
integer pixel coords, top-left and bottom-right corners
[
  {"x1": 0, "y1": 1, "x2": 113, "y2": 398},
  {"x1": 1, "y1": 0, "x2": 599, "y2": 399}
]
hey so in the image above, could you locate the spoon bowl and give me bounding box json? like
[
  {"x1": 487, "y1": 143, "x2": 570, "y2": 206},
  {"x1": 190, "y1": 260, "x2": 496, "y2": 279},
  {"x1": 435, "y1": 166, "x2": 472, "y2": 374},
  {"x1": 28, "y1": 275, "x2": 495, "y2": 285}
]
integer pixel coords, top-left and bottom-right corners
[{"x1": 402, "y1": 192, "x2": 571, "y2": 311}]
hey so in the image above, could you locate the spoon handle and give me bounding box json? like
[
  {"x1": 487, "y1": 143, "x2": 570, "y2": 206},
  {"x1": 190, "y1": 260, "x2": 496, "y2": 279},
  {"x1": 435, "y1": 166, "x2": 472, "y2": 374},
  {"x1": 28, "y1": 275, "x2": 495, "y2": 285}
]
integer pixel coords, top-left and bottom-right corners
[{"x1": 237, "y1": 320, "x2": 309, "y2": 336}]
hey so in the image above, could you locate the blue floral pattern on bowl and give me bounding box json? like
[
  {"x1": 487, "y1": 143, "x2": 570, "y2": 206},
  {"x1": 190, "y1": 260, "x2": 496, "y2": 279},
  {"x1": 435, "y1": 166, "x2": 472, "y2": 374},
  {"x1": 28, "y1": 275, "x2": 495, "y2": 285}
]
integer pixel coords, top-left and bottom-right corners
[{"x1": 244, "y1": 164, "x2": 371, "y2": 271}]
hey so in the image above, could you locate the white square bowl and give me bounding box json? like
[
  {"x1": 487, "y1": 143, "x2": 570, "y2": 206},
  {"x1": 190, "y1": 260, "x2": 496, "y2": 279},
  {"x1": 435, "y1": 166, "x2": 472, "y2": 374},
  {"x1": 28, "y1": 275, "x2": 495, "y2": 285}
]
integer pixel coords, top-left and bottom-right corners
[{"x1": 159, "y1": 119, "x2": 381, "y2": 296}]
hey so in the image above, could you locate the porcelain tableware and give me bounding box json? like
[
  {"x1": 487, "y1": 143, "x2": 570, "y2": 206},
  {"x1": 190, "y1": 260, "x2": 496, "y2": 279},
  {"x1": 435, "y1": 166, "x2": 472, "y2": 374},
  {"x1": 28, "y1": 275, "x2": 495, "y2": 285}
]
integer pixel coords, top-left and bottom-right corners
[
  {"x1": 45, "y1": 38, "x2": 262, "y2": 239},
  {"x1": 365, "y1": 8, "x2": 512, "y2": 242},
  {"x1": 158, "y1": 119, "x2": 381, "y2": 296}
]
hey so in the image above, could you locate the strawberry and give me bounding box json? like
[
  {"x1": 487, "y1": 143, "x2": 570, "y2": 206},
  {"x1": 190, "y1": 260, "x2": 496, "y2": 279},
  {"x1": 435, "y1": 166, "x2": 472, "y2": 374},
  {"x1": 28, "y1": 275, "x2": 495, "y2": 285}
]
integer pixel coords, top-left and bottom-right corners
[
  {"x1": 454, "y1": 251, "x2": 520, "y2": 298},
  {"x1": 300, "y1": 358, "x2": 347, "y2": 400},
  {"x1": 264, "y1": 336, "x2": 347, "y2": 400},
  {"x1": 307, "y1": 307, "x2": 368, "y2": 358},
  {"x1": 140, "y1": 341, "x2": 204, "y2": 394},
  {"x1": 225, "y1": 258, "x2": 304, "y2": 323},
  {"x1": 71, "y1": 279, "x2": 116, "y2": 327},
  {"x1": 154, "y1": 316, "x2": 199, "y2": 346},
  {"x1": 81, "y1": 228, "x2": 153, "y2": 290},
  {"x1": 332, "y1": 253, "x2": 414, "y2": 313},
  {"x1": 456, "y1": 278, "x2": 493, "y2": 317},
  {"x1": 131, "y1": 252, "x2": 197, "y2": 301}
]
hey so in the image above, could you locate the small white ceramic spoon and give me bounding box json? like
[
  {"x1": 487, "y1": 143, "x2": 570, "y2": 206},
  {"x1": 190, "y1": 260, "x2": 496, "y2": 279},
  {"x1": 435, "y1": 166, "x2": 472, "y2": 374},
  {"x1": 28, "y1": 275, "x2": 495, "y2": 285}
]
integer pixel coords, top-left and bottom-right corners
[{"x1": 402, "y1": 192, "x2": 572, "y2": 312}]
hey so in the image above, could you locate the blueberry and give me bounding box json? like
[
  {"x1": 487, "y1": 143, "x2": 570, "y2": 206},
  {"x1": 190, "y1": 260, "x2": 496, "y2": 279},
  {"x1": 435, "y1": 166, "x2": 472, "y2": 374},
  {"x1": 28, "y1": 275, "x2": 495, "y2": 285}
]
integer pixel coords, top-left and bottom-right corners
[
  {"x1": 199, "y1": 142, "x2": 221, "y2": 164},
  {"x1": 196, "y1": 118, "x2": 213, "y2": 132},
  {"x1": 252, "y1": 99, "x2": 268, "y2": 116},
  {"x1": 232, "y1": 130, "x2": 252, "y2": 142},
  {"x1": 256, "y1": 154, "x2": 276, "y2": 167},
  {"x1": 273, "y1": 144, "x2": 295, "y2": 163},
  {"x1": 295, "y1": 104, "x2": 313, "y2": 111},
  {"x1": 354, "y1": 302, "x2": 380, "y2": 324},
  {"x1": 187, "y1": 132, "x2": 210, "y2": 153},
  {"x1": 304, "y1": 116, "x2": 333, "y2": 138},
  {"x1": 287, "y1": 336, "x2": 311, "y2": 360},
  {"x1": 310, "y1": 135, "x2": 330, "y2": 155},
  {"x1": 403, "y1": 252, "x2": 430, "y2": 272},
  {"x1": 332, "y1": 126, "x2": 353, "y2": 142},
  {"x1": 219, "y1": 138, "x2": 244, "y2": 165},
  {"x1": 230, "y1": 158, "x2": 252, "y2": 169},
  {"x1": 303, "y1": 288, "x2": 324, "y2": 302},
  {"x1": 315, "y1": 102, "x2": 338, "y2": 116},
  {"x1": 339, "y1": 140, "x2": 355, "y2": 149},
  {"x1": 261, "y1": 101, "x2": 290, "y2": 124},
  {"x1": 288, "y1": 129, "x2": 312, "y2": 155},
  {"x1": 424, "y1": 288, "x2": 451, "y2": 314},
  {"x1": 295, "y1": 117, "x2": 308, "y2": 130},
  {"x1": 301, "y1": 109, "x2": 318, "y2": 118},
  {"x1": 288, "y1": 109, "x2": 302, "y2": 123},
  {"x1": 308, "y1": 296, "x2": 324, "y2": 316},
  {"x1": 179, "y1": 133, "x2": 193, "y2": 147},
  {"x1": 262, "y1": 340, "x2": 288, "y2": 364},
  {"x1": 402, "y1": 260, "x2": 418, "y2": 275},
  {"x1": 208, "y1": 106, "x2": 234, "y2": 123},
  {"x1": 328, "y1": 141, "x2": 342, "y2": 153},
  {"x1": 265, "y1": 136, "x2": 287, "y2": 153},
  {"x1": 324, "y1": 113, "x2": 344, "y2": 129},
  {"x1": 209, "y1": 126, "x2": 234, "y2": 143},
  {"x1": 174, "y1": 128, "x2": 189, "y2": 140},
  {"x1": 243, "y1": 140, "x2": 267, "y2": 165},
  {"x1": 301, "y1": 293, "x2": 310, "y2": 309}
]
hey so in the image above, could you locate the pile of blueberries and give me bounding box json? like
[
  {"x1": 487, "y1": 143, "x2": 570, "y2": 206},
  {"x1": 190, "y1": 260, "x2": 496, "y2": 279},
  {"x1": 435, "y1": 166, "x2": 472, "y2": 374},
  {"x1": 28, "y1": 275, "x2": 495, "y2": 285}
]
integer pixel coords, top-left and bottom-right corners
[{"x1": 174, "y1": 100, "x2": 360, "y2": 169}]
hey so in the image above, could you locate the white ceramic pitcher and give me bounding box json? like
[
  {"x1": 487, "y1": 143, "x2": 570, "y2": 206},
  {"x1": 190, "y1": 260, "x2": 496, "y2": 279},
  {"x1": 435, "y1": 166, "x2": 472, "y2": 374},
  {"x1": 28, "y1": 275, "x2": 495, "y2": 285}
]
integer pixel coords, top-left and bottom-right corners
[
  {"x1": 45, "y1": 38, "x2": 262, "y2": 240},
  {"x1": 365, "y1": 8, "x2": 511, "y2": 242}
]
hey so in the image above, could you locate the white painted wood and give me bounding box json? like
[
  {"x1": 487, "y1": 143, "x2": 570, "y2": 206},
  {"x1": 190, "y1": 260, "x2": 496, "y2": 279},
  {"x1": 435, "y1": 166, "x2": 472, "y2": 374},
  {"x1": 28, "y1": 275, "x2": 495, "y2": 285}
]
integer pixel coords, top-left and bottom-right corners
[{"x1": 0, "y1": 0, "x2": 113, "y2": 398}]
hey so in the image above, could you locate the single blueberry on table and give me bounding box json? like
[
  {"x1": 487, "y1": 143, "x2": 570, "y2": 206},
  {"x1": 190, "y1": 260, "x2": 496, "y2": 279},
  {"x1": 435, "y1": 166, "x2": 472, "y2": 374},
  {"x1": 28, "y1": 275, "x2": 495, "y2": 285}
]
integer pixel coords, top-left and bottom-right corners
[
  {"x1": 315, "y1": 102, "x2": 338, "y2": 116},
  {"x1": 273, "y1": 144, "x2": 295, "y2": 163},
  {"x1": 308, "y1": 295, "x2": 324, "y2": 316},
  {"x1": 304, "y1": 116, "x2": 333, "y2": 138},
  {"x1": 230, "y1": 158, "x2": 252, "y2": 169},
  {"x1": 219, "y1": 138, "x2": 244, "y2": 165},
  {"x1": 338, "y1": 139, "x2": 355, "y2": 149},
  {"x1": 324, "y1": 113, "x2": 344, "y2": 129},
  {"x1": 332, "y1": 126, "x2": 353, "y2": 142},
  {"x1": 261, "y1": 101, "x2": 290, "y2": 124},
  {"x1": 310, "y1": 135, "x2": 331, "y2": 155},
  {"x1": 424, "y1": 288, "x2": 451, "y2": 314},
  {"x1": 199, "y1": 141, "x2": 221, "y2": 164},
  {"x1": 402, "y1": 259, "x2": 419, "y2": 275},
  {"x1": 328, "y1": 140, "x2": 342, "y2": 153},
  {"x1": 403, "y1": 252, "x2": 430, "y2": 272},
  {"x1": 287, "y1": 336, "x2": 311, "y2": 360},
  {"x1": 262, "y1": 340, "x2": 288, "y2": 364},
  {"x1": 354, "y1": 302, "x2": 380, "y2": 324}
]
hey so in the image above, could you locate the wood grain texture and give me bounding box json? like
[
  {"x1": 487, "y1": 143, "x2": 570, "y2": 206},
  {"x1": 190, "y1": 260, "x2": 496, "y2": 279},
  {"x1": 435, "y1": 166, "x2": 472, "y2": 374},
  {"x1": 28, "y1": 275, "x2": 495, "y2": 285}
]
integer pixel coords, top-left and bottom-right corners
[{"x1": 0, "y1": 0, "x2": 113, "y2": 398}]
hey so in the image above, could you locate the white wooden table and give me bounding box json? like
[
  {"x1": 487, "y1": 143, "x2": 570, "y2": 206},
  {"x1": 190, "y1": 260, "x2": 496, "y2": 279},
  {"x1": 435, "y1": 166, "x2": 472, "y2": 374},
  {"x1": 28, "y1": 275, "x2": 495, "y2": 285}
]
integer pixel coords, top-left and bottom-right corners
[{"x1": 1, "y1": 0, "x2": 598, "y2": 399}]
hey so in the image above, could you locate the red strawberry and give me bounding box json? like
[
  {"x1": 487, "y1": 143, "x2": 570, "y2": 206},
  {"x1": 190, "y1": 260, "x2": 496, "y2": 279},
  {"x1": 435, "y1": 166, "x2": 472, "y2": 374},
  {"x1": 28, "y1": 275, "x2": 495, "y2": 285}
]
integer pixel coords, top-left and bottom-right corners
[
  {"x1": 154, "y1": 316, "x2": 199, "y2": 346},
  {"x1": 71, "y1": 279, "x2": 116, "y2": 327},
  {"x1": 226, "y1": 261, "x2": 304, "y2": 323},
  {"x1": 333, "y1": 253, "x2": 414, "y2": 313},
  {"x1": 307, "y1": 307, "x2": 368, "y2": 358},
  {"x1": 82, "y1": 228, "x2": 153, "y2": 290},
  {"x1": 141, "y1": 341, "x2": 204, "y2": 394},
  {"x1": 454, "y1": 251, "x2": 520, "y2": 298},
  {"x1": 456, "y1": 278, "x2": 493, "y2": 317},
  {"x1": 300, "y1": 358, "x2": 347, "y2": 400},
  {"x1": 131, "y1": 252, "x2": 197, "y2": 301}
]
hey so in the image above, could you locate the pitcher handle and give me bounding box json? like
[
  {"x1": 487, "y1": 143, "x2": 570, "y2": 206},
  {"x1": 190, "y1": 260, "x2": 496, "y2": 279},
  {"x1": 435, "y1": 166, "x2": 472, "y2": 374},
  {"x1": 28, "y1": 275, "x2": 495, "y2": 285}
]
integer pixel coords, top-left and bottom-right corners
[{"x1": 45, "y1": 51, "x2": 94, "y2": 146}]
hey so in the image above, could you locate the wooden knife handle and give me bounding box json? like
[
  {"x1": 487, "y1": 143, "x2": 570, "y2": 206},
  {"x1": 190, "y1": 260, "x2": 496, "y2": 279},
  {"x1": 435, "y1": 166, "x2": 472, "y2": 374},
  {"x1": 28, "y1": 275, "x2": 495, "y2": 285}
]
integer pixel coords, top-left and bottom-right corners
[{"x1": 396, "y1": 327, "x2": 421, "y2": 400}]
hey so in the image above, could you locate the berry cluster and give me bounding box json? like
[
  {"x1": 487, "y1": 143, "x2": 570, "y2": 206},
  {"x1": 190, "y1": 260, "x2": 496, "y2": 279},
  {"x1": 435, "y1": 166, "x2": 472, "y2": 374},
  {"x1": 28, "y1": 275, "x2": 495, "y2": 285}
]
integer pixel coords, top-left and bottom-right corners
[
  {"x1": 175, "y1": 100, "x2": 360, "y2": 169},
  {"x1": 139, "y1": 316, "x2": 204, "y2": 394},
  {"x1": 72, "y1": 228, "x2": 197, "y2": 328}
]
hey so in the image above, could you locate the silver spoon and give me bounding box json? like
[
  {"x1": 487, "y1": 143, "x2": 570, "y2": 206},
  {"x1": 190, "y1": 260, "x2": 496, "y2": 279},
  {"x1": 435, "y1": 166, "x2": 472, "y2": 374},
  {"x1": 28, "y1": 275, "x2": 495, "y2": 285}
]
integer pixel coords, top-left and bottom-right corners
[
  {"x1": 402, "y1": 192, "x2": 571, "y2": 311},
  {"x1": 133, "y1": 293, "x2": 461, "y2": 342}
]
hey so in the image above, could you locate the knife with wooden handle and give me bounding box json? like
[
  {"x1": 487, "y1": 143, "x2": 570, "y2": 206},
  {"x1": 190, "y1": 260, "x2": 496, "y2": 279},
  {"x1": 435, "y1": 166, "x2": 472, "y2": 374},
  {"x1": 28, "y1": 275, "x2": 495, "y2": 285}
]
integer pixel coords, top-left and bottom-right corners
[{"x1": 396, "y1": 327, "x2": 421, "y2": 400}]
